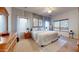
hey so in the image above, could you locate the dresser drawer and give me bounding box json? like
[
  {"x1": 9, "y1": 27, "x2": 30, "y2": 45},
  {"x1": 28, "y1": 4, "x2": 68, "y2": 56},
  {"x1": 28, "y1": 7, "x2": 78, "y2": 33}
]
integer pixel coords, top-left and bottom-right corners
[{"x1": 0, "y1": 33, "x2": 17, "y2": 52}]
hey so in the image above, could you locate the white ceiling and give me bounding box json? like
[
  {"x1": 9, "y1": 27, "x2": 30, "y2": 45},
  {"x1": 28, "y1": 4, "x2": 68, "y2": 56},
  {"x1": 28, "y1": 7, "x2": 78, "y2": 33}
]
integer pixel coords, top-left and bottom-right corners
[{"x1": 16, "y1": 7, "x2": 76, "y2": 17}]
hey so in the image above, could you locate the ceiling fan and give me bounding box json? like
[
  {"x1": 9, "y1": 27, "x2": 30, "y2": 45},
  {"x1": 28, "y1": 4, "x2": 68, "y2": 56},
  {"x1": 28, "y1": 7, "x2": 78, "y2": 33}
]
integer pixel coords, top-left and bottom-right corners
[{"x1": 47, "y1": 7, "x2": 55, "y2": 13}]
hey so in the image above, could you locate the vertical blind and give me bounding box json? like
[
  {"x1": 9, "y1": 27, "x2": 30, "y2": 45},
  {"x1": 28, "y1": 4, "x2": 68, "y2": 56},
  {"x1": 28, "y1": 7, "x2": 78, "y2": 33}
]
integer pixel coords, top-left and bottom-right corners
[
  {"x1": 53, "y1": 21, "x2": 60, "y2": 31},
  {"x1": 53, "y1": 19, "x2": 69, "y2": 31}
]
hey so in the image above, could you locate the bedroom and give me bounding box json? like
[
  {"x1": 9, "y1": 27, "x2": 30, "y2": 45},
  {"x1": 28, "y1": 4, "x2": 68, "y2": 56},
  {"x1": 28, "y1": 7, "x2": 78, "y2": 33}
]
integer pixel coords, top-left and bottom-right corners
[{"x1": 0, "y1": 7, "x2": 79, "y2": 52}]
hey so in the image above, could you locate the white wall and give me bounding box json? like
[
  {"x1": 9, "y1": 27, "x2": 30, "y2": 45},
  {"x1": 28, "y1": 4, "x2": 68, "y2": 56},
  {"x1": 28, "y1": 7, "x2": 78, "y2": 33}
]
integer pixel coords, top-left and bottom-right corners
[{"x1": 52, "y1": 8, "x2": 79, "y2": 39}]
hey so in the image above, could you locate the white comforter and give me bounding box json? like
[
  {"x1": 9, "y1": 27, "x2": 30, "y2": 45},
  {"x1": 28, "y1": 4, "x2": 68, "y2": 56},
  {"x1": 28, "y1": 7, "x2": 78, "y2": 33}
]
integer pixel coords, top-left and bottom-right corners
[{"x1": 32, "y1": 31, "x2": 58, "y2": 46}]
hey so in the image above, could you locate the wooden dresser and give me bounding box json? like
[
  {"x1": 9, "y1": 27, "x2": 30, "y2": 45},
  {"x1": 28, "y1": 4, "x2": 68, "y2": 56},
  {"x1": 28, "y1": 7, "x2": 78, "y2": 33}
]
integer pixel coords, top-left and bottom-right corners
[
  {"x1": 24, "y1": 32, "x2": 32, "y2": 39},
  {"x1": 0, "y1": 33, "x2": 17, "y2": 52},
  {"x1": 76, "y1": 37, "x2": 79, "y2": 51}
]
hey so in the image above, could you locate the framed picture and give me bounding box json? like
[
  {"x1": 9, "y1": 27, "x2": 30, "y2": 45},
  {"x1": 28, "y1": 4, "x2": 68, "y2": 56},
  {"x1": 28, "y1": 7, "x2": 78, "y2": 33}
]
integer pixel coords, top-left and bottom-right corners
[
  {"x1": 33, "y1": 18, "x2": 39, "y2": 26},
  {"x1": 39, "y1": 19, "x2": 43, "y2": 26}
]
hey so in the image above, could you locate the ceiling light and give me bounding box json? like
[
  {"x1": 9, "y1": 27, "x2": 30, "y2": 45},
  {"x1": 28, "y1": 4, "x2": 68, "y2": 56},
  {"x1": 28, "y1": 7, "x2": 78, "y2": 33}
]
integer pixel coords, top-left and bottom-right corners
[
  {"x1": 48, "y1": 10, "x2": 52, "y2": 13},
  {"x1": 43, "y1": 7, "x2": 55, "y2": 13},
  {"x1": 47, "y1": 7, "x2": 55, "y2": 13}
]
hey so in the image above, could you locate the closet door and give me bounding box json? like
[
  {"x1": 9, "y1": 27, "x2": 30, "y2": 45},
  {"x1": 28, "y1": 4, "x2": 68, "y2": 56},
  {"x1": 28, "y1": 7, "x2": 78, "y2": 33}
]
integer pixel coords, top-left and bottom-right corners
[{"x1": 17, "y1": 17, "x2": 28, "y2": 39}]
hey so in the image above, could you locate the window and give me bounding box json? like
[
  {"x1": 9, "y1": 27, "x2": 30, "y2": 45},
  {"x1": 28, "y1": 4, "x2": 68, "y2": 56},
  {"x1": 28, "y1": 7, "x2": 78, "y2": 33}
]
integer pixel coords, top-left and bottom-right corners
[
  {"x1": 53, "y1": 21, "x2": 60, "y2": 31},
  {"x1": 60, "y1": 20, "x2": 69, "y2": 31},
  {"x1": 0, "y1": 15, "x2": 6, "y2": 32},
  {"x1": 53, "y1": 19, "x2": 69, "y2": 31}
]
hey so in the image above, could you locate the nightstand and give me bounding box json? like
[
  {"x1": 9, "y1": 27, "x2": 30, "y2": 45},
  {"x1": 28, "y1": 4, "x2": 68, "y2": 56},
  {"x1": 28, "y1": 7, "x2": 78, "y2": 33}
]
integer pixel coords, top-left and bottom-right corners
[{"x1": 24, "y1": 32, "x2": 32, "y2": 39}]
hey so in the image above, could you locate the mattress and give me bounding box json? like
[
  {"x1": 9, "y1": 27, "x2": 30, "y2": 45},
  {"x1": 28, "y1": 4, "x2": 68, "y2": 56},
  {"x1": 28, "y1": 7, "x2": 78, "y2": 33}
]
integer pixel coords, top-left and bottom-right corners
[{"x1": 31, "y1": 31, "x2": 58, "y2": 46}]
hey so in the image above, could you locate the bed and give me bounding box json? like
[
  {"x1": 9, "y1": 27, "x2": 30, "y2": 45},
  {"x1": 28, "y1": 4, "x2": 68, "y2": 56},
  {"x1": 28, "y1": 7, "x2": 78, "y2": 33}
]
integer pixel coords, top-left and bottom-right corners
[{"x1": 31, "y1": 31, "x2": 58, "y2": 46}]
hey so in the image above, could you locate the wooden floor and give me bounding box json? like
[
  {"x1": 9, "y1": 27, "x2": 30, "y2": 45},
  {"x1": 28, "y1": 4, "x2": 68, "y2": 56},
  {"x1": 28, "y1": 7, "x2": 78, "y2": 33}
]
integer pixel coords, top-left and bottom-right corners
[
  {"x1": 14, "y1": 36, "x2": 78, "y2": 52},
  {"x1": 58, "y1": 39, "x2": 77, "y2": 52}
]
